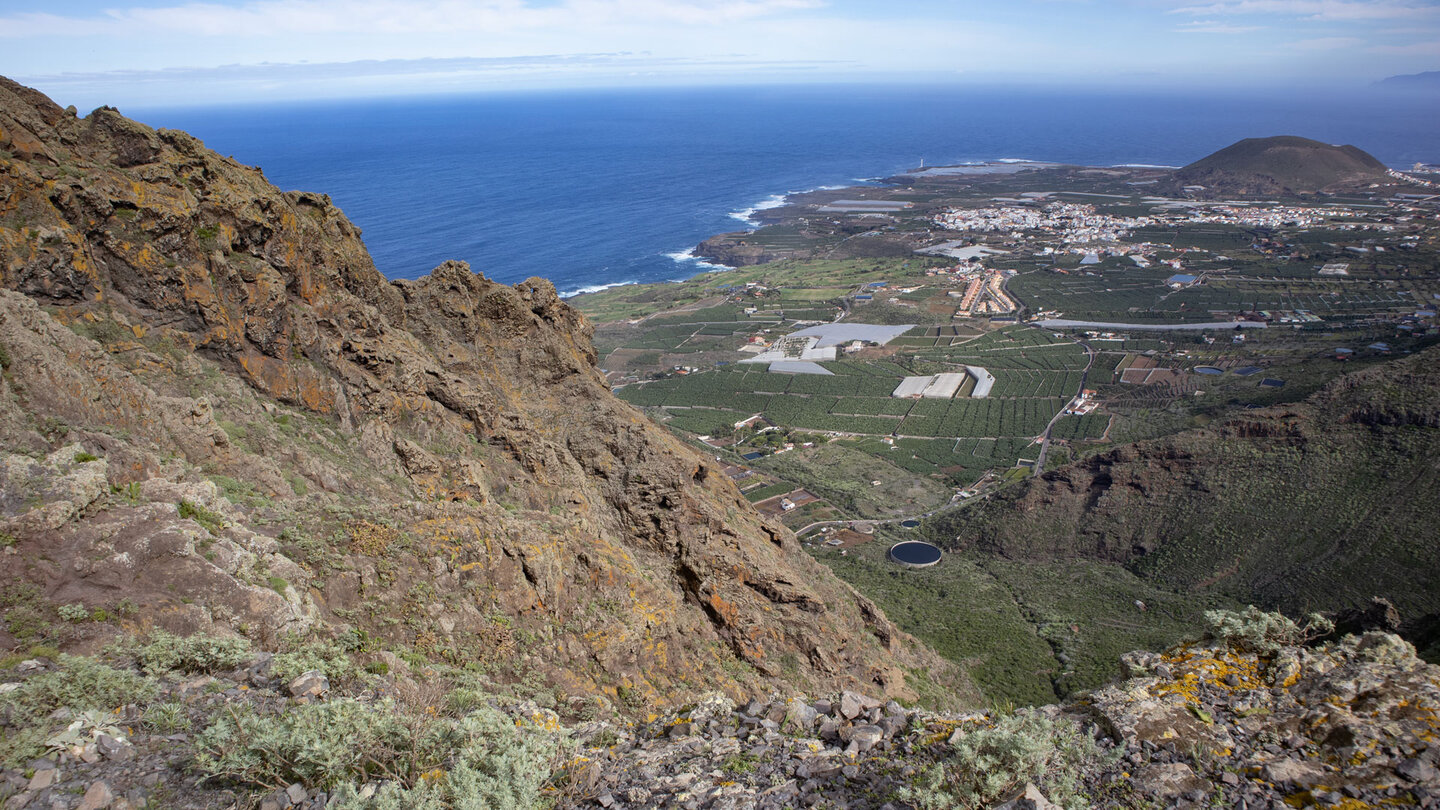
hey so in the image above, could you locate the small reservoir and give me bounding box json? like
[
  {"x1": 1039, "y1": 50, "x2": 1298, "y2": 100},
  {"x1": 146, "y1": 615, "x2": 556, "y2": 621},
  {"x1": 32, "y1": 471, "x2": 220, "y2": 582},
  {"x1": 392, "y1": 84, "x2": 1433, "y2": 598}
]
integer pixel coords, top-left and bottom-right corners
[{"x1": 889, "y1": 541, "x2": 942, "y2": 568}]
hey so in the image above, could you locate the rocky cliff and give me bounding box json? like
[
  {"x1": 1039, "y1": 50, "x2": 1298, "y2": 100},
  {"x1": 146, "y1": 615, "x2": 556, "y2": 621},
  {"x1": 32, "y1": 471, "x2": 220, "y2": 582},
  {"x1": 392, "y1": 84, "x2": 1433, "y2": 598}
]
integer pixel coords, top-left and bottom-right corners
[
  {"x1": 693, "y1": 232, "x2": 797, "y2": 267},
  {"x1": 0, "y1": 77, "x2": 971, "y2": 711}
]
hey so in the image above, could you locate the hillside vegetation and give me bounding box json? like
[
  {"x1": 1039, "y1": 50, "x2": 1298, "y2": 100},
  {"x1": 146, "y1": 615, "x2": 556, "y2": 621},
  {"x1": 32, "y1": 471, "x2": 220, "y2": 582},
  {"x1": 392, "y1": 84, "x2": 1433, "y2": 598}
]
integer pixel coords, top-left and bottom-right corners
[
  {"x1": 1170, "y1": 134, "x2": 1391, "y2": 195},
  {"x1": 927, "y1": 345, "x2": 1440, "y2": 659}
]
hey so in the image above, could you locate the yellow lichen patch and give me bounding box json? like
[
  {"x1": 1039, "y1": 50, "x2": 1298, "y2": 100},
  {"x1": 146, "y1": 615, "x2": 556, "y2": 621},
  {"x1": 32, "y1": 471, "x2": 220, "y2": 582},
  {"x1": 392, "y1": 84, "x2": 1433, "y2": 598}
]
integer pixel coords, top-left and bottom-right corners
[
  {"x1": 917, "y1": 716, "x2": 983, "y2": 747},
  {"x1": 1154, "y1": 645, "x2": 1265, "y2": 706},
  {"x1": 1154, "y1": 671, "x2": 1203, "y2": 705}
]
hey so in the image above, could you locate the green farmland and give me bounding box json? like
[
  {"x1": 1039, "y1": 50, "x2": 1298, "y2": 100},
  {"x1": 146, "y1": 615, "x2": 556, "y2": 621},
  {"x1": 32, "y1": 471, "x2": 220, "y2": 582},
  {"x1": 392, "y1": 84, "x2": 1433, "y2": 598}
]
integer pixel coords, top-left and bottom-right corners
[{"x1": 617, "y1": 324, "x2": 1087, "y2": 485}]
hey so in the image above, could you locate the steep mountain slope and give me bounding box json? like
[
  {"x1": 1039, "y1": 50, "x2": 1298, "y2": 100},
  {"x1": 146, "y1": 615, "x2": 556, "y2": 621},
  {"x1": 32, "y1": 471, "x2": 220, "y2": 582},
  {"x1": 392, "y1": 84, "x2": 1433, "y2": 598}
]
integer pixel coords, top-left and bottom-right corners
[
  {"x1": 0, "y1": 77, "x2": 972, "y2": 708},
  {"x1": 1168, "y1": 135, "x2": 1391, "y2": 195},
  {"x1": 929, "y1": 345, "x2": 1440, "y2": 654}
]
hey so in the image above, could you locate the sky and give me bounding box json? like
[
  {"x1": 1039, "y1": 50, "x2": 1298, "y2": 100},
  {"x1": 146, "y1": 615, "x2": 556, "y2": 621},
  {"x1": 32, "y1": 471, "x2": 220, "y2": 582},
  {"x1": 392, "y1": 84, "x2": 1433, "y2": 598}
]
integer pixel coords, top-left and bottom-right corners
[{"x1": 2, "y1": 0, "x2": 1437, "y2": 108}]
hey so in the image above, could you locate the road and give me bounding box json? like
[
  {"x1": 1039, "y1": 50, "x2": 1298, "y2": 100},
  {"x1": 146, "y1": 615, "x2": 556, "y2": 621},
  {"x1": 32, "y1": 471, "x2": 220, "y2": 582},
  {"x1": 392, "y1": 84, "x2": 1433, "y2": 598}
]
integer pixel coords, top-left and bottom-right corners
[
  {"x1": 1035, "y1": 318, "x2": 1267, "y2": 331},
  {"x1": 1032, "y1": 337, "x2": 1096, "y2": 475},
  {"x1": 792, "y1": 490, "x2": 982, "y2": 538}
]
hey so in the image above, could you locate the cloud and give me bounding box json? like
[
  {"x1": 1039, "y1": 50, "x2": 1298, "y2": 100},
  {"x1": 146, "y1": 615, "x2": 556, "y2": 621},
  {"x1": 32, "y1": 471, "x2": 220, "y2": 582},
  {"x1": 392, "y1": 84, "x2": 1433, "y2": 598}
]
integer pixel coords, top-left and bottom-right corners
[
  {"x1": 13, "y1": 50, "x2": 863, "y2": 109},
  {"x1": 1168, "y1": 1, "x2": 1440, "y2": 21},
  {"x1": 0, "y1": 0, "x2": 825, "y2": 38},
  {"x1": 1288, "y1": 35, "x2": 1366, "y2": 47},
  {"x1": 1174, "y1": 18, "x2": 1263, "y2": 31},
  {"x1": 1369, "y1": 36, "x2": 1440, "y2": 52},
  {"x1": 18, "y1": 52, "x2": 850, "y2": 84}
]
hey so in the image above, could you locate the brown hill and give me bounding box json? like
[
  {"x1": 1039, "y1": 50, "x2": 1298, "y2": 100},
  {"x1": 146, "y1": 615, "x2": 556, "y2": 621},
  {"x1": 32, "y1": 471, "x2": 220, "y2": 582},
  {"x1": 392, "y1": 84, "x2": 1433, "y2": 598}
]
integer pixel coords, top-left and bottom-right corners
[
  {"x1": 1169, "y1": 135, "x2": 1391, "y2": 195},
  {"x1": 0, "y1": 78, "x2": 972, "y2": 709}
]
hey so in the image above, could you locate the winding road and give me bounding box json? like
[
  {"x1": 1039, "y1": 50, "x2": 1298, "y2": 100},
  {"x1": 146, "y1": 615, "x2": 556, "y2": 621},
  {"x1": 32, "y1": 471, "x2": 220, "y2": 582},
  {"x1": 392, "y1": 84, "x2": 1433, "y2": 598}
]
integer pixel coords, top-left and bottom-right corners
[{"x1": 1032, "y1": 337, "x2": 1097, "y2": 474}]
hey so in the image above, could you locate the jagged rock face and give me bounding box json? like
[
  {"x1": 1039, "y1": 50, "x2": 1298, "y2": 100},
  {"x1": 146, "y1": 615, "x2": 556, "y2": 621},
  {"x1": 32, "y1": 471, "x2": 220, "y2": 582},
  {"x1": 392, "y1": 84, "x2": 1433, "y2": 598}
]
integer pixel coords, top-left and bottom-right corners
[
  {"x1": 0, "y1": 78, "x2": 970, "y2": 707},
  {"x1": 1086, "y1": 632, "x2": 1440, "y2": 807}
]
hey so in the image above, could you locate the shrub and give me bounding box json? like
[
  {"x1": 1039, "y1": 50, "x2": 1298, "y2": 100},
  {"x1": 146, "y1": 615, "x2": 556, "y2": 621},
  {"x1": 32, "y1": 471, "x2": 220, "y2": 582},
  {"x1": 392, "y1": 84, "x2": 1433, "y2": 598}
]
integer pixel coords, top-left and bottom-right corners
[
  {"x1": 135, "y1": 631, "x2": 252, "y2": 675},
  {"x1": 57, "y1": 603, "x2": 89, "y2": 622},
  {"x1": 73, "y1": 451, "x2": 100, "y2": 463},
  {"x1": 1204, "y1": 606, "x2": 1334, "y2": 656},
  {"x1": 0, "y1": 341, "x2": 10, "y2": 370},
  {"x1": 0, "y1": 655, "x2": 155, "y2": 730},
  {"x1": 178, "y1": 500, "x2": 225, "y2": 535},
  {"x1": 196, "y1": 698, "x2": 566, "y2": 808},
  {"x1": 4, "y1": 599, "x2": 49, "y2": 641},
  {"x1": 898, "y1": 709, "x2": 1111, "y2": 810},
  {"x1": 271, "y1": 637, "x2": 364, "y2": 688},
  {"x1": 143, "y1": 701, "x2": 191, "y2": 733},
  {"x1": 347, "y1": 520, "x2": 398, "y2": 556}
]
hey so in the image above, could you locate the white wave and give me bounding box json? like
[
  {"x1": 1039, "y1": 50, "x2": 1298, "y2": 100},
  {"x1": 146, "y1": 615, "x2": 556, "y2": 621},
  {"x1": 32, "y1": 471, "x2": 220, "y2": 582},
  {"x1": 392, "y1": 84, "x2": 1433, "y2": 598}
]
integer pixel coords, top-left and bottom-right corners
[
  {"x1": 666, "y1": 248, "x2": 731, "y2": 272},
  {"x1": 728, "y1": 184, "x2": 853, "y2": 226},
  {"x1": 1111, "y1": 163, "x2": 1181, "y2": 169},
  {"x1": 559, "y1": 279, "x2": 635, "y2": 298},
  {"x1": 995, "y1": 158, "x2": 1040, "y2": 164},
  {"x1": 729, "y1": 193, "x2": 790, "y2": 225}
]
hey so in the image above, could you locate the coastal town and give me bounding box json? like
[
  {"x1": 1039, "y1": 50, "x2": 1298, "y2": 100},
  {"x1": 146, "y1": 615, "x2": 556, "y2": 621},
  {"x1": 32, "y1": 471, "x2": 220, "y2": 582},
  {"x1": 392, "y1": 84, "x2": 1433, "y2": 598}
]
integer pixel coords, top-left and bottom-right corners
[{"x1": 573, "y1": 148, "x2": 1439, "y2": 541}]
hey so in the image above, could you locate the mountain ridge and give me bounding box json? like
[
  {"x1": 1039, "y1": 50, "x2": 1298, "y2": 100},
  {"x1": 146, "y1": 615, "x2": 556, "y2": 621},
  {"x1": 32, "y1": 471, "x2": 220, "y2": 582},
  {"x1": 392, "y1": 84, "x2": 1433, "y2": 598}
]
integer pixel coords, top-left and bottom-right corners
[{"x1": 0, "y1": 76, "x2": 970, "y2": 709}]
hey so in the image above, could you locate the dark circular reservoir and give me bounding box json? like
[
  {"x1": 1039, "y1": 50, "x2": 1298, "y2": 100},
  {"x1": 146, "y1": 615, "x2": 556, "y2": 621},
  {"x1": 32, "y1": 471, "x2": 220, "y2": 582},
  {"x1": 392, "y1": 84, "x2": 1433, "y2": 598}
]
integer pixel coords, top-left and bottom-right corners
[
  {"x1": 889, "y1": 541, "x2": 942, "y2": 568},
  {"x1": 900, "y1": 519, "x2": 920, "y2": 528},
  {"x1": 1194, "y1": 366, "x2": 1224, "y2": 375}
]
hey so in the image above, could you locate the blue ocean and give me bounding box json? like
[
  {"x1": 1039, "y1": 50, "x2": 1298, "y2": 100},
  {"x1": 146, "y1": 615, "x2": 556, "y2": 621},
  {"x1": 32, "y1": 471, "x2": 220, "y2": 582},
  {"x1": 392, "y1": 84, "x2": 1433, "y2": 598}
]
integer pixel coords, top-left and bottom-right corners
[{"x1": 133, "y1": 85, "x2": 1439, "y2": 296}]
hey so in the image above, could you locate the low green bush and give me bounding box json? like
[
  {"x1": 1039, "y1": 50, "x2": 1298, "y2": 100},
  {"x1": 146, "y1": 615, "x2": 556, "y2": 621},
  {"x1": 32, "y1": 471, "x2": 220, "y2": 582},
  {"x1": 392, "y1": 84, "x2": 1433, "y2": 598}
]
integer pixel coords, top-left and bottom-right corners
[
  {"x1": 178, "y1": 499, "x2": 226, "y2": 535},
  {"x1": 196, "y1": 698, "x2": 566, "y2": 808},
  {"x1": 899, "y1": 709, "x2": 1111, "y2": 810},
  {"x1": 143, "y1": 701, "x2": 191, "y2": 733},
  {"x1": 271, "y1": 637, "x2": 364, "y2": 688},
  {"x1": 135, "y1": 631, "x2": 253, "y2": 675},
  {"x1": 1204, "y1": 606, "x2": 1334, "y2": 655},
  {"x1": 0, "y1": 655, "x2": 155, "y2": 768}
]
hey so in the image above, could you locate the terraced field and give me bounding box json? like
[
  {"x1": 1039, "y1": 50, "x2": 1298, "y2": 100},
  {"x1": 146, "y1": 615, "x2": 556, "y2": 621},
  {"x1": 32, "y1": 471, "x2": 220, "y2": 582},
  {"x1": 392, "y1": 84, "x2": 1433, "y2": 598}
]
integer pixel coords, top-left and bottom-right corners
[{"x1": 618, "y1": 325, "x2": 1088, "y2": 481}]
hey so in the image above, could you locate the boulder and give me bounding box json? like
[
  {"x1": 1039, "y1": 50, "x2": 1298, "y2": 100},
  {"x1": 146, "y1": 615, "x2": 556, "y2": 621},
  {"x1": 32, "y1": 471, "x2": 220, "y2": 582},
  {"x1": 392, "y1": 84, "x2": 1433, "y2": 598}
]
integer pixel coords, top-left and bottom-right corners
[{"x1": 287, "y1": 670, "x2": 329, "y2": 698}]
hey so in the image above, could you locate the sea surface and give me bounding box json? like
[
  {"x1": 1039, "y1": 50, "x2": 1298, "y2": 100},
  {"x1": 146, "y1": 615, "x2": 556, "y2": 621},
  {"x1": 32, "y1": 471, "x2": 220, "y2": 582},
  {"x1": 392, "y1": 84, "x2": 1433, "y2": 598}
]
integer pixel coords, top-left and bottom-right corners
[{"x1": 133, "y1": 85, "x2": 1440, "y2": 296}]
